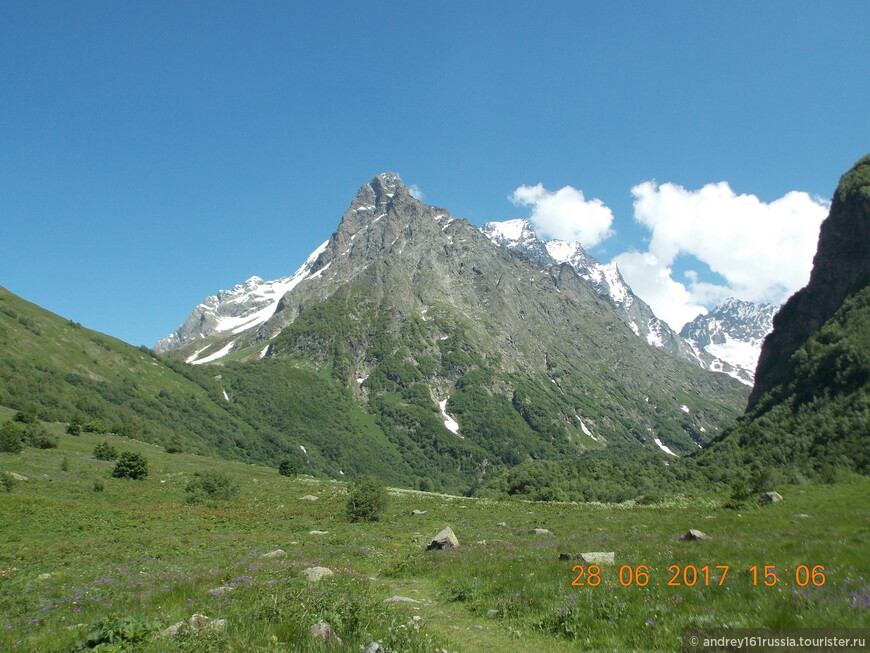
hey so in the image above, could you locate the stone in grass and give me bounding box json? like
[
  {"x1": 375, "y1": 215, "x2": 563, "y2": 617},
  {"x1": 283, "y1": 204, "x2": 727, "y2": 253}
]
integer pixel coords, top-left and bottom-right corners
[
  {"x1": 8, "y1": 473, "x2": 27, "y2": 481},
  {"x1": 681, "y1": 529, "x2": 710, "y2": 541},
  {"x1": 496, "y1": 522, "x2": 508, "y2": 527},
  {"x1": 300, "y1": 495, "x2": 319, "y2": 501},
  {"x1": 384, "y1": 596, "x2": 421, "y2": 603},
  {"x1": 303, "y1": 566, "x2": 334, "y2": 582},
  {"x1": 759, "y1": 491, "x2": 784, "y2": 504},
  {"x1": 559, "y1": 552, "x2": 615, "y2": 565},
  {"x1": 530, "y1": 528, "x2": 553, "y2": 536},
  {"x1": 160, "y1": 614, "x2": 226, "y2": 637},
  {"x1": 411, "y1": 509, "x2": 427, "y2": 515},
  {"x1": 309, "y1": 620, "x2": 344, "y2": 647},
  {"x1": 793, "y1": 513, "x2": 810, "y2": 519},
  {"x1": 208, "y1": 585, "x2": 235, "y2": 596},
  {"x1": 364, "y1": 643, "x2": 385, "y2": 653},
  {"x1": 427, "y1": 526, "x2": 459, "y2": 550},
  {"x1": 260, "y1": 549, "x2": 285, "y2": 559}
]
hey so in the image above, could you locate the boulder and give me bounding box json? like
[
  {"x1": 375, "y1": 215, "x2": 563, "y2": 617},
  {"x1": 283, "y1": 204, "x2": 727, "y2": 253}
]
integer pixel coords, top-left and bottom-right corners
[
  {"x1": 427, "y1": 526, "x2": 459, "y2": 550},
  {"x1": 8, "y1": 473, "x2": 27, "y2": 481},
  {"x1": 309, "y1": 530, "x2": 329, "y2": 535},
  {"x1": 300, "y1": 495, "x2": 319, "y2": 501},
  {"x1": 496, "y1": 522, "x2": 508, "y2": 527},
  {"x1": 530, "y1": 528, "x2": 553, "y2": 536},
  {"x1": 759, "y1": 491, "x2": 784, "y2": 504},
  {"x1": 363, "y1": 643, "x2": 385, "y2": 653},
  {"x1": 681, "y1": 529, "x2": 709, "y2": 541},
  {"x1": 411, "y1": 510, "x2": 427, "y2": 515},
  {"x1": 309, "y1": 620, "x2": 344, "y2": 647},
  {"x1": 303, "y1": 566, "x2": 334, "y2": 582},
  {"x1": 260, "y1": 549, "x2": 285, "y2": 559},
  {"x1": 384, "y1": 596, "x2": 421, "y2": 603},
  {"x1": 558, "y1": 552, "x2": 615, "y2": 564},
  {"x1": 160, "y1": 614, "x2": 226, "y2": 637}
]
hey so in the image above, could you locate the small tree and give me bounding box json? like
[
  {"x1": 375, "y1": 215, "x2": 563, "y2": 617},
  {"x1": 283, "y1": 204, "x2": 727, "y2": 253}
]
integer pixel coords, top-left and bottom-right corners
[
  {"x1": 346, "y1": 475, "x2": 388, "y2": 522},
  {"x1": 164, "y1": 435, "x2": 184, "y2": 454},
  {"x1": 112, "y1": 451, "x2": 149, "y2": 480},
  {"x1": 13, "y1": 411, "x2": 37, "y2": 425},
  {"x1": 93, "y1": 441, "x2": 119, "y2": 461},
  {"x1": 278, "y1": 457, "x2": 298, "y2": 477},
  {"x1": 84, "y1": 420, "x2": 108, "y2": 434},
  {"x1": 185, "y1": 471, "x2": 240, "y2": 504},
  {"x1": 26, "y1": 424, "x2": 58, "y2": 449},
  {"x1": 0, "y1": 421, "x2": 25, "y2": 453}
]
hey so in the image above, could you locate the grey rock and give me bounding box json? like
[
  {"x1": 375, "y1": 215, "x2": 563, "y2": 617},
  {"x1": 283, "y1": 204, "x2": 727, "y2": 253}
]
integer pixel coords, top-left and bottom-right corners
[
  {"x1": 309, "y1": 530, "x2": 329, "y2": 535},
  {"x1": 681, "y1": 529, "x2": 709, "y2": 541},
  {"x1": 363, "y1": 643, "x2": 385, "y2": 653},
  {"x1": 530, "y1": 528, "x2": 553, "y2": 536},
  {"x1": 299, "y1": 495, "x2": 318, "y2": 501},
  {"x1": 496, "y1": 521, "x2": 508, "y2": 527},
  {"x1": 411, "y1": 509, "x2": 427, "y2": 515},
  {"x1": 309, "y1": 620, "x2": 343, "y2": 647},
  {"x1": 486, "y1": 609, "x2": 499, "y2": 618},
  {"x1": 303, "y1": 566, "x2": 334, "y2": 582},
  {"x1": 260, "y1": 549, "x2": 285, "y2": 559},
  {"x1": 793, "y1": 513, "x2": 810, "y2": 519},
  {"x1": 8, "y1": 473, "x2": 27, "y2": 481},
  {"x1": 759, "y1": 491, "x2": 784, "y2": 504},
  {"x1": 384, "y1": 596, "x2": 421, "y2": 603},
  {"x1": 427, "y1": 526, "x2": 459, "y2": 550}
]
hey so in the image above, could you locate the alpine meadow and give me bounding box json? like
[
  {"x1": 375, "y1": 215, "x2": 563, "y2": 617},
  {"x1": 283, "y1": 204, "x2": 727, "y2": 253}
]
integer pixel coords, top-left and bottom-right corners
[{"x1": 1, "y1": 153, "x2": 868, "y2": 651}]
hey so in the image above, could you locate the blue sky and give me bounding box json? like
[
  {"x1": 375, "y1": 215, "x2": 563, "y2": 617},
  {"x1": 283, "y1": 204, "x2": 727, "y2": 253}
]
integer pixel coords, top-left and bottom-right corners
[{"x1": 2, "y1": 1, "x2": 867, "y2": 346}]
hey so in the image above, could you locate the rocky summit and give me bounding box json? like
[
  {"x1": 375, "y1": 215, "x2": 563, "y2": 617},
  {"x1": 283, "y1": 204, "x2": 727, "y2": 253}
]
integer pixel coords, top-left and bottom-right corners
[{"x1": 155, "y1": 172, "x2": 748, "y2": 489}]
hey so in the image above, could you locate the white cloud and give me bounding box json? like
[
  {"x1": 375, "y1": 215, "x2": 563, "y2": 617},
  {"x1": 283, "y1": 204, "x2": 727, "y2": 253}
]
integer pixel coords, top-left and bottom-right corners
[
  {"x1": 616, "y1": 181, "x2": 828, "y2": 331},
  {"x1": 408, "y1": 184, "x2": 424, "y2": 200},
  {"x1": 510, "y1": 183, "x2": 615, "y2": 248}
]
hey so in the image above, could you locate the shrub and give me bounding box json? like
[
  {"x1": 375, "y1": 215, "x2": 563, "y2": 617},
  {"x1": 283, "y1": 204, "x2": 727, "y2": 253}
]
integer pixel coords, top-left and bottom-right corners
[
  {"x1": 84, "y1": 420, "x2": 108, "y2": 434},
  {"x1": 26, "y1": 424, "x2": 58, "y2": 449},
  {"x1": 0, "y1": 472, "x2": 18, "y2": 493},
  {"x1": 93, "y1": 480, "x2": 104, "y2": 492},
  {"x1": 60, "y1": 457, "x2": 69, "y2": 472},
  {"x1": 724, "y1": 477, "x2": 752, "y2": 509},
  {"x1": 0, "y1": 421, "x2": 25, "y2": 453},
  {"x1": 346, "y1": 475, "x2": 388, "y2": 522},
  {"x1": 93, "y1": 441, "x2": 119, "y2": 461},
  {"x1": 13, "y1": 411, "x2": 37, "y2": 424},
  {"x1": 185, "y1": 470, "x2": 240, "y2": 504},
  {"x1": 112, "y1": 451, "x2": 149, "y2": 480},
  {"x1": 164, "y1": 435, "x2": 184, "y2": 454},
  {"x1": 278, "y1": 457, "x2": 298, "y2": 477},
  {"x1": 66, "y1": 421, "x2": 82, "y2": 436}
]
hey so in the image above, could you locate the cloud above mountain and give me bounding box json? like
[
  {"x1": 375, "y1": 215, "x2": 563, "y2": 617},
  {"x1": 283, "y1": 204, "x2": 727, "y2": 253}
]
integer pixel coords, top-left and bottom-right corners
[
  {"x1": 512, "y1": 179, "x2": 830, "y2": 331},
  {"x1": 509, "y1": 183, "x2": 615, "y2": 247}
]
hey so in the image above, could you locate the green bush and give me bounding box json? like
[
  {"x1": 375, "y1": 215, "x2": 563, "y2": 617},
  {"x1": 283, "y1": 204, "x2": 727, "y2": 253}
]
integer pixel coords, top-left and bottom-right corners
[
  {"x1": 13, "y1": 411, "x2": 37, "y2": 424},
  {"x1": 0, "y1": 421, "x2": 25, "y2": 453},
  {"x1": 164, "y1": 435, "x2": 184, "y2": 454},
  {"x1": 0, "y1": 472, "x2": 18, "y2": 493},
  {"x1": 93, "y1": 441, "x2": 119, "y2": 461},
  {"x1": 278, "y1": 457, "x2": 298, "y2": 477},
  {"x1": 66, "y1": 421, "x2": 82, "y2": 436},
  {"x1": 26, "y1": 424, "x2": 59, "y2": 449},
  {"x1": 185, "y1": 470, "x2": 240, "y2": 504},
  {"x1": 724, "y1": 478, "x2": 752, "y2": 509},
  {"x1": 93, "y1": 480, "x2": 104, "y2": 492},
  {"x1": 83, "y1": 419, "x2": 108, "y2": 434},
  {"x1": 112, "y1": 451, "x2": 149, "y2": 480},
  {"x1": 346, "y1": 475, "x2": 388, "y2": 522}
]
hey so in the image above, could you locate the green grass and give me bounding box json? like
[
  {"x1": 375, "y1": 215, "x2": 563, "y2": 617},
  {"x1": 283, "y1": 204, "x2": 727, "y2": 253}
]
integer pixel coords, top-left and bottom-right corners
[{"x1": 1, "y1": 423, "x2": 868, "y2": 652}]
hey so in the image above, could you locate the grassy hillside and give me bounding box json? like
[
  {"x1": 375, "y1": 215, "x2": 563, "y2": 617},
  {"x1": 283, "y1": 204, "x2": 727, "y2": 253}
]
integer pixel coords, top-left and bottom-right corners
[
  {"x1": 700, "y1": 282, "x2": 870, "y2": 481},
  {"x1": 1, "y1": 415, "x2": 867, "y2": 652}
]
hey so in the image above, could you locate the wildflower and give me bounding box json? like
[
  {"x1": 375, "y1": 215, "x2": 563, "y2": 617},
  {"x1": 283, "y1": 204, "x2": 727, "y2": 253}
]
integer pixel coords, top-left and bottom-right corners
[{"x1": 646, "y1": 619, "x2": 655, "y2": 626}]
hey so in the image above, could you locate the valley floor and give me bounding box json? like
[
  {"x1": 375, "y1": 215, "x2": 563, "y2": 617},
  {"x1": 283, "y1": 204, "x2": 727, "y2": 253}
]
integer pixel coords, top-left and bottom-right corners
[{"x1": 0, "y1": 418, "x2": 868, "y2": 652}]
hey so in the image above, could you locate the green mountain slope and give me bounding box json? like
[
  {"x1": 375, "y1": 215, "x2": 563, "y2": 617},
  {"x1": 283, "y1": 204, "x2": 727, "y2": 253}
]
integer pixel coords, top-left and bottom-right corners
[{"x1": 0, "y1": 286, "x2": 410, "y2": 480}]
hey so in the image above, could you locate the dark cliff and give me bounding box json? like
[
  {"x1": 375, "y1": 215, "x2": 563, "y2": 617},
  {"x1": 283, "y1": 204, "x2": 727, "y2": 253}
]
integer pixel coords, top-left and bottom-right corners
[{"x1": 749, "y1": 154, "x2": 870, "y2": 408}]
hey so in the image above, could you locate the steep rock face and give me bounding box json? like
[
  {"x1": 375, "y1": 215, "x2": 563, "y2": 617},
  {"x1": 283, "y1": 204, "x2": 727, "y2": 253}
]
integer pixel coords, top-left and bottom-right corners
[
  {"x1": 749, "y1": 155, "x2": 870, "y2": 408},
  {"x1": 481, "y1": 219, "x2": 755, "y2": 385},
  {"x1": 680, "y1": 298, "x2": 776, "y2": 373}
]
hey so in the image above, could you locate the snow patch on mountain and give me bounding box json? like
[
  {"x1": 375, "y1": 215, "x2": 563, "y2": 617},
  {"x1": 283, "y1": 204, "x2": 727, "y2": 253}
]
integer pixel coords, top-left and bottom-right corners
[
  {"x1": 155, "y1": 240, "x2": 328, "y2": 352},
  {"x1": 191, "y1": 339, "x2": 236, "y2": 365},
  {"x1": 438, "y1": 399, "x2": 462, "y2": 437}
]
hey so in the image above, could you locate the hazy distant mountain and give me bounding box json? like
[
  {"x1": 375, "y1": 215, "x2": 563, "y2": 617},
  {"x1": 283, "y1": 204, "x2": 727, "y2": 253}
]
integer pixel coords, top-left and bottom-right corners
[
  {"x1": 680, "y1": 298, "x2": 776, "y2": 374},
  {"x1": 480, "y1": 219, "x2": 756, "y2": 385}
]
